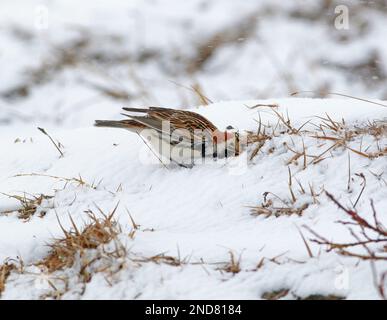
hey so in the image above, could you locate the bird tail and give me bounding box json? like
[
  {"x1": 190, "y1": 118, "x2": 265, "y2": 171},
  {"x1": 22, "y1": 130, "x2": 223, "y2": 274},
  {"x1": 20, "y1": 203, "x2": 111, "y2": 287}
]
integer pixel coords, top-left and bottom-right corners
[
  {"x1": 94, "y1": 120, "x2": 127, "y2": 128},
  {"x1": 94, "y1": 119, "x2": 145, "y2": 130}
]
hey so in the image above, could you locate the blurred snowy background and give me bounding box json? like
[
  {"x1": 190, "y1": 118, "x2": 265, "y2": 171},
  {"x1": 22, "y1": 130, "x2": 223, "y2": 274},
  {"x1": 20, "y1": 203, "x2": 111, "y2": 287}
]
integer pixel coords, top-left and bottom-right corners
[
  {"x1": 1, "y1": 0, "x2": 387, "y2": 131},
  {"x1": 0, "y1": 1, "x2": 386, "y2": 300}
]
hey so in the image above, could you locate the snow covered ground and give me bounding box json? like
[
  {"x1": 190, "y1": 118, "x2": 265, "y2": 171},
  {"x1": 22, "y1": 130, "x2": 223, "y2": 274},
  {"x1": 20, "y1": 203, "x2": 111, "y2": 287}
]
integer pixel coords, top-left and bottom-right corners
[
  {"x1": 0, "y1": 98, "x2": 386, "y2": 299},
  {"x1": 0, "y1": 0, "x2": 386, "y2": 300}
]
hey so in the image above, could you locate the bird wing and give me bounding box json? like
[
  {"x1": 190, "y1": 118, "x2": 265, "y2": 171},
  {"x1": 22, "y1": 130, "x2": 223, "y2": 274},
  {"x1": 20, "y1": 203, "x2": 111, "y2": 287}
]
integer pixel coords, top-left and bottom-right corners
[{"x1": 121, "y1": 107, "x2": 218, "y2": 142}]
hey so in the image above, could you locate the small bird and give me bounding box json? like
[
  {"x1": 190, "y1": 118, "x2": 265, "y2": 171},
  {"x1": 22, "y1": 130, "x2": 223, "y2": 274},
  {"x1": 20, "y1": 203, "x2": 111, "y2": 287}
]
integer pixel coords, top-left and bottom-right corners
[{"x1": 95, "y1": 107, "x2": 240, "y2": 167}]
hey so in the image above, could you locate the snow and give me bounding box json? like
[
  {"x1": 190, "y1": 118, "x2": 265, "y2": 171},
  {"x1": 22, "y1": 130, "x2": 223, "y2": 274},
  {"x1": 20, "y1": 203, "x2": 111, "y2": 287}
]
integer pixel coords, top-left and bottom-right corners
[
  {"x1": 1, "y1": 0, "x2": 387, "y2": 130},
  {"x1": 0, "y1": 0, "x2": 387, "y2": 300},
  {"x1": 0, "y1": 98, "x2": 386, "y2": 299}
]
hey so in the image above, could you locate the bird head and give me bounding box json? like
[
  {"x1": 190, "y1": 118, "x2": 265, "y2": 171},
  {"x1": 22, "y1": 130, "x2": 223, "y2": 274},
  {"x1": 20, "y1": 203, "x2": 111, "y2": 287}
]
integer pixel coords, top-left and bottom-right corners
[{"x1": 211, "y1": 126, "x2": 240, "y2": 157}]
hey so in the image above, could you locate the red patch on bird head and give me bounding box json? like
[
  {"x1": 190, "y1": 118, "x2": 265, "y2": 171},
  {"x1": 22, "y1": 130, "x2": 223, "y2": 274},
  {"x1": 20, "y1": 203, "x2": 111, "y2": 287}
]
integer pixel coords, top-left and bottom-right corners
[{"x1": 212, "y1": 130, "x2": 235, "y2": 143}]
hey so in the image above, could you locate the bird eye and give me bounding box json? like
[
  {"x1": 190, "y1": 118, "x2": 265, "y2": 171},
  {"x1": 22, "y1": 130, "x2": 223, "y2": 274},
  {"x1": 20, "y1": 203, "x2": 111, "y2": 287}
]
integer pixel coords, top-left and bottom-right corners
[{"x1": 226, "y1": 125, "x2": 234, "y2": 130}]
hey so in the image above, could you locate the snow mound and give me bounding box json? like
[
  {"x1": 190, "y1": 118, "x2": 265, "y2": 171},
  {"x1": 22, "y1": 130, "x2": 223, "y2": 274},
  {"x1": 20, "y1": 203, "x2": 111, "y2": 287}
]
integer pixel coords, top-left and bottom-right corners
[{"x1": 0, "y1": 98, "x2": 386, "y2": 299}]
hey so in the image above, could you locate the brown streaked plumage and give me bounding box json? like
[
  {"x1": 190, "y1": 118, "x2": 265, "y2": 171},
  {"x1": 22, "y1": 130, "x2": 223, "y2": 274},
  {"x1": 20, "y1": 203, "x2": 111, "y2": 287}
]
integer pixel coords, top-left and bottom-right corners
[
  {"x1": 123, "y1": 107, "x2": 218, "y2": 135},
  {"x1": 95, "y1": 106, "x2": 240, "y2": 167}
]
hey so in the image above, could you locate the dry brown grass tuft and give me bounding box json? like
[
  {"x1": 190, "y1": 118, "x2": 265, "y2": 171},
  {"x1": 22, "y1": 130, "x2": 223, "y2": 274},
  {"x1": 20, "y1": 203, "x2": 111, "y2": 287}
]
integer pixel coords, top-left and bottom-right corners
[
  {"x1": 14, "y1": 172, "x2": 99, "y2": 189},
  {"x1": 311, "y1": 116, "x2": 387, "y2": 161},
  {"x1": 133, "y1": 253, "x2": 185, "y2": 267},
  {"x1": 246, "y1": 109, "x2": 311, "y2": 161},
  {"x1": 245, "y1": 108, "x2": 385, "y2": 220},
  {"x1": 217, "y1": 251, "x2": 242, "y2": 274},
  {"x1": 0, "y1": 192, "x2": 53, "y2": 220},
  {"x1": 246, "y1": 112, "x2": 273, "y2": 161},
  {"x1": 246, "y1": 132, "x2": 272, "y2": 161},
  {"x1": 250, "y1": 202, "x2": 309, "y2": 218},
  {"x1": 354, "y1": 120, "x2": 387, "y2": 138},
  {"x1": 28, "y1": 204, "x2": 130, "y2": 299},
  {"x1": 261, "y1": 289, "x2": 290, "y2": 300},
  {"x1": 261, "y1": 289, "x2": 344, "y2": 300},
  {"x1": 38, "y1": 205, "x2": 121, "y2": 273},
  {"x1": 0, "y1": 262, "x2": 15, "y2": 296},
  {"x1": 249, "y1": 167, "x2": 323, "y2": 218},
  {"x1": 298, "y1": 294, "x2": 344, "y2": 300},
  {"x1": 247, "y1": 108, "x2": 386, "y2": 167},
  {"x1": 249, "y1": 187, "x2": 317, "y2": 218}
]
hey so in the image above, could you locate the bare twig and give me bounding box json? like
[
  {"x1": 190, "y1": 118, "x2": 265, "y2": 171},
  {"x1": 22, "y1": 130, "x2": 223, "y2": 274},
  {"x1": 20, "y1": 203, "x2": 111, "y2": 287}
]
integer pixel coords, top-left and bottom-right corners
[{"x1": 37, "y1": 127, "x2": 64, "y2": 157}]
